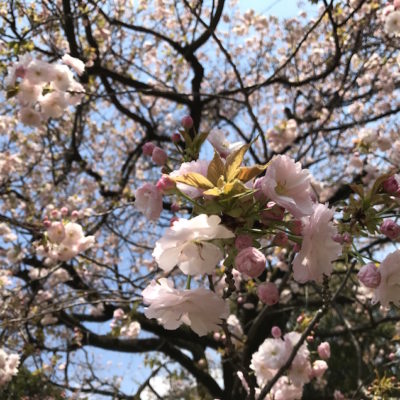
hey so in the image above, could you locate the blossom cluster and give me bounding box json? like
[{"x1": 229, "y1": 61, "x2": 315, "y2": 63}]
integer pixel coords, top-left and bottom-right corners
[
  {"x1": 251, "y1": 331, "x2": 329, "y2": 399},
  {"x1": 135, "y1": 121, "x2": 344, "y2": 339},
  {"x1": 0, "y1": 348, "x2": 20, "y2": 387},
  {"x1": 5, "y1": 54, "x2": 85, "y2": 126},
  {"x1": 383, "y1": 0, "x2": 400, "y2": 36},
  {"x1": 35, "y1": 208, "x2": 95, "y2": 264}
]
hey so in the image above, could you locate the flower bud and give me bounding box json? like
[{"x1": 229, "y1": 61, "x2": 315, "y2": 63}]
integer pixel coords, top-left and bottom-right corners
[
  {"x1": 291, "y1": 220, "x2": 303, "y2": 236},
  {"x1": 181, "y1": 115, "x2": 193, "y2": 129},
  {"x1": 261, "y1": 203, "x2": 285, "y2": 224},
  {"x1": 171, "y1": 202, "x2": 180, "y2": 212},
  {"x1": 332, "y1": 233, "x2": 344, "y2": 244},
  {"x1": 253, "y1": 178, "x2": 268, "y2": 203},
  {"x1": 60, "y1": 207, "x2": 69, "y2": 216},
  {"x1": 273, "y1": 232, "x2": 288, "y2": 247},
  {"x1": 342, "y1": 233, "x2": 352, "y2": 243},
  {"x1": 317, "y1": 342, "x2": 331, "y2": 359},
  {"x1": 151, "y1": 147, "x2": 168, "y2": 166},
  {"x1": 234, "y1": 234, "x2": 253, "y2": 251},
  {"x1": 113, "y1": 308, "x2": 125, "y2": 320},
  {"x1": 170, "y1": 217, "x2": 179, "y2": 226},
  {"x1": 380, "y1": 219, "x2": 400, "y2": 240},
  {"x1": 156, "y1": 175, "x2": 175, "y2": 192},
  {"x1": 257, "y1": 282, "x2": 279, "y2": 305},
  {"x1": 171, "y1": 132, "x2": 181, "y2": 143},
  {"x1": 235, "y1": 247, "x2": 266, "y2": 278},
  {"x1": 395, "y1": 0, "x2": 400, "y2": 9},
  {"x1": 271, "y1": 326, "x2": 281, "y2": 338},
  {"x1": 357, "y1": 263, "x2": 381, "y2": 288},
  {"x1": 383, "y1": 176, "x2": 399, "y2": 195},
  {"x1": 71, "y1": 210, "x2": 79, "y2": 220},
  {"x1": 142, "y1": 142, "x2": 155, "y2": 156},
  {"x1": 311, "y1": 360, "x2": 328, "y2": 379}
]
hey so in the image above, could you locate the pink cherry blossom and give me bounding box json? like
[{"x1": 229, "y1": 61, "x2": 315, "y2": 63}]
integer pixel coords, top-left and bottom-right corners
[
  {"x1": 152, "y1": 214, "x2": 234, "y2": 275},
  {"x1": 374, "y1": 250, "x2": 400, "y2": 306},
  {"x1": 293, "y1": 204, "x2": 342, "y2": 284},
  {"x1": 207, "y1": 130, "x2": 243, "y2": 158},
  {"x1": 62, "y1": 54, "x2": 85, "y2": 76},
  {"x1": 135, "y1": 183, "x2": 163, "y2": 221},
  {"x1": 142, "y1": 278, "x2": 228, "y2": 336},
  {"x1": 261, "y1": 155, "x2": 314, "y2": 218}
]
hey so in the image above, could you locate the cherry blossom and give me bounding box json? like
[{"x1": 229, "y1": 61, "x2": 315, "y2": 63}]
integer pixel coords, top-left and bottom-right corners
[
  {"x1": 152, "y1": 214, "x2": 234, "y2": 275},
  {"x1": 142, "y1": 278, "x2": 228, "y2": 336}
]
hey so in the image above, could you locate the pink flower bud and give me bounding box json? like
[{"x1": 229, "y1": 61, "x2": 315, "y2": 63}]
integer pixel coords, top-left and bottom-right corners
[
  {"x1": 261, "y1": 204, "x2": 285, "y2": 224},
  {"x1": 61, "y1": 207, "x2": 69, "y2": 216},
  {"x1": 142, "y1": 142, "x2": 155, "y2": 156},
  {"x1": 253, "y1": 178, "x2": 268, "y2": 203},
  {"x1": 71, "y1": 210, "x2": 79, "y2": 220},
  {"x1": 171, "y1": 132, "x2": 181, "y2": 143},
  {"x1": 171, "y1": 202, "x2": 180, "y2": 212},
  {"x1": 156, "y1": 175, "x2": 175, "y2": 192},
  {"x1": 332, "y1": 233, "x2": 344, "y2": 244},
  {"x1": 51, "y1": 209, "x2": 60, "y2": 219},
  {"x1": 113, "y1": 308, "x2": 125, "y2": 320},
  {"x1": 170, "y1": 217, "x2": 179, "y2": 226},
  {"x1": 235, "y1": 247, "x2": 266, "y2": 278},
  {"x1": 43, "y1": 219, "x2": 51, "y2": 228},
  {"x1": 181, "y1": 115, "x2": 193, "y2": 129},
  {"x1": 342, "y1": 233, "x2": 352, "y2": 243},
  {"x1": 357, "y1": 263, "x2": 381, "y2": 288},
  {"x1": 271, "y1": 326, "x2": 281, "y2": 338},
  {"x1": 235, "y1": 234, "x2": 253, "y2": 250},
  {"x1": 213, "y1": 332, "x2": 221, "y2": 341},
  {"x1": 273, "y1": 232, "x2": 288, "y2": 247},
  {"x1": 307, "y1": 335, "x2": 314, "y2": 342},
  {"x1": 297, "y1": 314, "x2": 304, "y2": 324},
  {"x1": 395, "y1": 0, "x2": 400, "y2": 9},
  {"x1": 257, "y1": 282, "x2": 279, "y2": 305},
  {"x1": 383, "y1": 176, "x2": 399, "y2": 195},
  {"x1": 293, "y1": 243, "x2": 301, "y2": 252},
  {"x1": 318, "y1": 342, "x2": 331, "y2": 359},
  {"x1": 380, "y1": 219, "x2": 400, "y2": 240},
  {"x1": 291, "y1": 220, "x2": 303, "y2": 236},
  {"x1": 151, "y1": 147, "x2": 168, "y2": 166},
  {"x1": 311, "y1": 360, "x2": 328, "y2": 379}
]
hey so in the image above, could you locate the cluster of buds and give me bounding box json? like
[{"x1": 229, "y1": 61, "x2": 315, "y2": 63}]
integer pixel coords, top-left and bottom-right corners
[
  {"x1": 142, "y1": 142, "x2": 168, "y2": 166},
  {"x1": 5, "y1": 54, "x2": 85, "y2": 126}
]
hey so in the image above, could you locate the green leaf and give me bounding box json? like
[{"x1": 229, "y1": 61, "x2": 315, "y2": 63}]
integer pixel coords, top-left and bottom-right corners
[
  {"x1": 237, "y1": 164, "x2": 266, "y2": 182},
  {"x1": 203, "y1": 187, "x2": 222, "y2": 196},
  {"x1": 223, "y1": 179, "x2": 248, "y2": 196},
  {"x1": 193, "y1": 131, "x2": 209, "y2": 150},
  {"x1": 225, "y1": 144, "x2": 249, "y2": 182},
  {"x1": 172, "y1": 172, "x2": 214, "y2": 189},
  {"x1": 207, "y1": 151, "x2": 225, "y2": 185}
]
